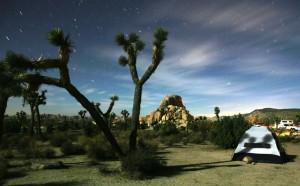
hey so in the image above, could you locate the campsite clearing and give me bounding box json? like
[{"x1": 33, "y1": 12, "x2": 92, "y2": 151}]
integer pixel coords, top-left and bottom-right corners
[{"x1": 3, "y1": 142, "x2": 300, "y2": 186}]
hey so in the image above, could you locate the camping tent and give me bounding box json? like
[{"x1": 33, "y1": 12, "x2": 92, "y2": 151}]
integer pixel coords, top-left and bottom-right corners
[{"x1": 232, "y1": 126, "x2": 287, "y2": 164}]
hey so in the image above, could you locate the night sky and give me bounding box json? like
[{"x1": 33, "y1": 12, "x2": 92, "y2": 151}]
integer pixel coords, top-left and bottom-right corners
[{"x1": 1, "y1": 0, "x2": 300, "y2": 117}]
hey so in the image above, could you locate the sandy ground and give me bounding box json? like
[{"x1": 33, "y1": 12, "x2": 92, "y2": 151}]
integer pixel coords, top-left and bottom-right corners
[{"x1": 2, "y1": 142, "x2": 300, "y2": 186}]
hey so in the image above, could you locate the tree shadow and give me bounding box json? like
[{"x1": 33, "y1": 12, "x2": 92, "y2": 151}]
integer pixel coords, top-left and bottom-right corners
[
  {"x1": 153, "y1": 160, "x2": 242, "y2": 178},
  {"x1": 5, "y1": 181, "x2": 81, "y2": 186}
]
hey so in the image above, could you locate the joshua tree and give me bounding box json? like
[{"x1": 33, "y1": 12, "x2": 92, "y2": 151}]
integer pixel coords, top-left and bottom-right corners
[
  {"x1": 109, "y1": 112, "x2": 116, "y2": 129},
  {"x1": 0, "y1": 58, "x2": 23, "y2": 144},
  {"x1": 121, "y1": 109, "x2": 130, "y2": 130},
  {"x1": 5, "y1": 28, "x2": 124, "y2": 157},
  {"x1": 214, "y1": 107, "x2": 220, "y2": 120},
  {"x1": 93, "y1": 95, "x2": 119, "y2": 123},
  {"x1": 78, "y1": 110, "x2": 87, "y2": 120},
  {"x1": 22, "y1": 89, "x2": 47, "y2": 138},
  {"x1": 115, "y1": 28, "x2": 168, "y2": 151}
]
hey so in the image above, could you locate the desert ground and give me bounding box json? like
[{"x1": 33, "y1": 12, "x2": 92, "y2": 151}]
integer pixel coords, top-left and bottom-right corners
[{"x1": 2, "y1": 142, "x2": 300, "y2": 186}]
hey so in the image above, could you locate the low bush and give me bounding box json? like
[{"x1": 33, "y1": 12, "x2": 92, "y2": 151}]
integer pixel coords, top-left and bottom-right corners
[
  {"x1": 40, "y1": 147, "x2": 56, "y2": 158},
  {"x1": 210, "y1": 114, "x2": 251, "y2": 149},
  {"x1": 137, "y1": 138, "x2": 159, "y2": 151},
  {"x1": 60, "y1": 141, "x2": 85, "y2": 155},
  {"x1": 188, "y1": 132, "x2": 206, "y2": 144},
  {"x1": 159, "y1": 135, "x2": 179, "y2": 146},
  {"x1": 120, "y1": 149, "x2": 167, "y2": 179},
  {"x1": 3, "y1": 117, "x2": 22, "y2": 133},
  {"x1": 278, "y1": 136, "x2": 295, "y2": 143},
  {"x1": 157, "y1": 121, "x2": 178, "y2": 136},
  {"x1": 17, "y1": 136, "x2": 42, "y2": 158},
  {"x1": 49, "y1": 132, "x2": 69, "y2": 147},
  {"x1": 86, "y1": 134, "x2": 116, "y2": 160}
]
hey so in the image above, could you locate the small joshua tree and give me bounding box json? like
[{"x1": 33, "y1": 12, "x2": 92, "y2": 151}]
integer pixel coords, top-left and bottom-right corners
[{"x1": 121, "y1": 109, "x2": 130, "y2": 130}]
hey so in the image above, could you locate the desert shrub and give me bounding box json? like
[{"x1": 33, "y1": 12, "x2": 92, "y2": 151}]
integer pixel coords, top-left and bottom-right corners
[
  {"x1": 278, "y1": 136, "x2": 295, "y2": 143},
  {"x1": 137, "y1": 138, "x2": 159, "y2": 151},
  {"x1": 210, "y1": 114, "x2": 251, "y2": 149},
  {"x1": 56, "y1": 120, "x2": 69, "y2": 131},
  {"x1": 43, "y1": 119, "x2": 54, "y2": 134},
  {"x1": 0, "y1": 134, "x2": 21, "y2": 149},
  {"x1": 120, "y1": 149, "x2": 167, "y2": 179},
  {"x1": 60, "y1": 141, "x2": 85, "y2": 155},
  {"x1": 188, "y1": 132, "x2": 205, "y2": 144},
  {"x1": 86, "y1": 134, "x2": 116, "y2": 160},
  {"x1": 138, "y1": 130, "x2": 158, "y2": 140},
  {"x1": 49, "y1": 132, "x2": 69, "y2": 147},
  {"x1": 77, "y1": 135, "x2": 93, "y2": 149},
  {"x1": 1, "y1": 149, "x2": 14, "y2": 159},
  {"x1": 3, "y1": 117, "x2": 22, "y2": 133},
  {"x1": 0, "y1": 159, "x2": 8, "y2": 180},
  {"x1": 290, "y1": 138, "x2": 300, "y2": 144},
  {"x1": 157, "y1": 121, "x2": 178, "y2": 136},
  {"x1": 17, "y1": 136, "x2": 41, "y2": 158},
  {"x1": 40, "y1": 147, "x2": 56, "y2": 158},
  {"x1": 81, "y1": 121, "x2": 98, "y2": 137},
  {"x1": 159, "y1": 135, "x2": 179, "y2": 146}
]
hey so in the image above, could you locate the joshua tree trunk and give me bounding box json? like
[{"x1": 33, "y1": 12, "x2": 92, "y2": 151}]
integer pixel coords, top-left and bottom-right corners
[
  {"x1": 64, "y1": 83, "x2": 124, "y2": 157},
  {"x1": 129, "y1": 84, "x2": 142, "y2": 151},
  {"x1": 0, "y1": 94, "x2": 9, "y2": 145},
  {"x1": 35, "y1": 105, "x2": 43, "y2": 139},
  {"x1": 30, "y1": 104, "x2": 35, "y2": 137}
]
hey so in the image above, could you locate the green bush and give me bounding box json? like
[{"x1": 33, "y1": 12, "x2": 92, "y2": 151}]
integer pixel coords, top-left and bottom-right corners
[
  {"x1": 210, "y1": 114, "x2": 251, "y2": 149},
  {"x1": 60, "y1": 141, "x2": 85, "y2": 155},
  {"x1": 49, "y1": 132, "x2": 69, "y2": 147},
  {"x1": 157, "y1": 121, "x2": 178, "y2": 136},
  {"x1": 17, "y1": 136, "x2": 41, "y2": 158},
  {"x1": 159, "y1": 135, "x2": 180, "y2": 146},
  {"x1": 137, "y1": 138, "x2": 159, "y2": 151},
  {"x1": 86, "y1": 135, "x2": 116, "y2": 160},
  {"x1": 0, "y1": 134, "x2": 21, "y2": 149},
  {"x1": 188, "y1": 132, "x2": 205, "y2": 144},
  {"x1": 40, "y1": 147, "x2": 56, "y2": 158},
  {"x1": 3, "y1": 117, "x2": 22, "y2": 133},
  {"x1": 120, "y1": 149, "x2": 167, "y2": 179}
]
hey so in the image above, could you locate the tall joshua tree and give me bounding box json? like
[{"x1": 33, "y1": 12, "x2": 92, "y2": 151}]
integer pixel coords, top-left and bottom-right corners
[
  {"x1": 121, "y1": 109, "x2": 130, "y2": 130},
  {"x1": 115, "y1": 28, "x2": 168, "y2": 151},
  {"x1": 6, "y1": 28, "x2": 124, "y2": 157}
]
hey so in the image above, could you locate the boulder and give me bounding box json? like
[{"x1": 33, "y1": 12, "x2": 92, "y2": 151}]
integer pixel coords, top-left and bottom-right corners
[{"x1": 147, "y1": 95, "x2": 193, "y2": 127}]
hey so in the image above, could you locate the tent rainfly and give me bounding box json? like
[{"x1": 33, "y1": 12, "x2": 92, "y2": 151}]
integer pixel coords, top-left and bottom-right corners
[{"x1": 232, "y1": 126, "x2": 287, "y2": 164}]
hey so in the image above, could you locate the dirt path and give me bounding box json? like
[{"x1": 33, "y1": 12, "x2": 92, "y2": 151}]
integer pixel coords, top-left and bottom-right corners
[{"x1": 3, "y1": 143, "x2": 300, "y2": 186}]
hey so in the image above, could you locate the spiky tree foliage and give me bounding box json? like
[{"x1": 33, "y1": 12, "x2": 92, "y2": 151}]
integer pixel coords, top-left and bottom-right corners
[
  {"x1": 5, "y1": 28, "x2": 124, "y2": 157},
  {"x1": 0, "y1": 59, "x2": 23, "y2": 144},
  {"x1": 121, "y1": 109, "x2": 130, "y2": 130},
  {"x1": 115, "y1": 28, "x2": 168, "y2": 151}
]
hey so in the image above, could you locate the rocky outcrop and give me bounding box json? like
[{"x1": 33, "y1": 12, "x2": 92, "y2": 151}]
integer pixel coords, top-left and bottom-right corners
[{"x1": 147, "y1": 95, "x2": 193, "y2": 127}]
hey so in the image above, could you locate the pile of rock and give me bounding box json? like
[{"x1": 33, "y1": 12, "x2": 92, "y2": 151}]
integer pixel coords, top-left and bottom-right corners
[{"x1": 147, "y1": 95, "x2": 193, "y2": 127}]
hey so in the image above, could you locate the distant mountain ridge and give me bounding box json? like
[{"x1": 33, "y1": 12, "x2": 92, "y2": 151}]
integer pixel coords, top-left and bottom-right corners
[{"x1": 243, "y1": 108, "x2": 300, "y2": 124}]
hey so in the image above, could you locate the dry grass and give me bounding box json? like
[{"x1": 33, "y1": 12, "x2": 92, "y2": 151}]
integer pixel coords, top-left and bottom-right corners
[{"x1": 2, "y1": 142, "x2": 300, "y2": 186}]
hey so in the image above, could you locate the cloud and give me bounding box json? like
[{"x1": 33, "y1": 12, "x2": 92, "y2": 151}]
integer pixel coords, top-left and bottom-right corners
[{"x1": 84, "y1": 88, "x2": 96, "y2": 94}]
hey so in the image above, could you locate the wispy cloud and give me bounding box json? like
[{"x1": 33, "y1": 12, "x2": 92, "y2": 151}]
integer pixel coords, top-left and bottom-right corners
[{"x1": 84, "y1": 88, "x2": 96, "y2": 94}]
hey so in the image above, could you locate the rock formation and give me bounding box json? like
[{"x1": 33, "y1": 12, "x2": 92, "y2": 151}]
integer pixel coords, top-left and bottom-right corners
[{"x1": 147, "y1": 95, "x2": 193, "y2": 127}]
